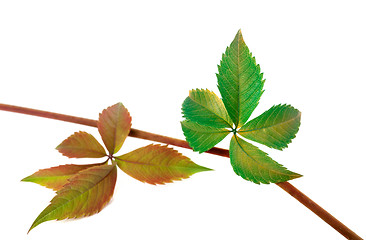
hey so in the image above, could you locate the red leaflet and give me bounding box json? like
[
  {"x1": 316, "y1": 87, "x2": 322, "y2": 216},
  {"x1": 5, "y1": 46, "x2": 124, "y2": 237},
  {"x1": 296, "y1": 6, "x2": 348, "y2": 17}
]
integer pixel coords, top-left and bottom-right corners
[
  {"x1": 98, "y1": 102, "x2": 132, "y2": 155},
  {"x1": 56, "y1": 131, "x2": 107, "y2": 158}
]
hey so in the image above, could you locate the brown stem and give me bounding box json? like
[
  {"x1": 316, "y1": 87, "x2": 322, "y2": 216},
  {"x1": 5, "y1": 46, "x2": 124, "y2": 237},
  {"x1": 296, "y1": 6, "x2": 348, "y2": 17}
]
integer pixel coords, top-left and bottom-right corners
[{"x1": 0, "y1": 103, "x2": 362, "y2": 240}]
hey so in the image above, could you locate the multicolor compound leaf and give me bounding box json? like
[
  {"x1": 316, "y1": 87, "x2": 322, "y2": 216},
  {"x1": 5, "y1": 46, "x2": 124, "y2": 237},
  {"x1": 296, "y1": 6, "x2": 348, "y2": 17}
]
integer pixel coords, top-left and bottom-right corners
[
  {"x1": 98, "y1": 102, "x2": 132, "y2": 155},
  {"x1": 21, "y1": 162, "x2": 107, "y2": 191},
  {"x1": 230, "y1": 135, "x2": 301, "y2": 184},
  {"x1": 115, "y1": 144, "x2": 211, "y2": 185},
  {"x1": 181, "y1": 120, "x2": 230, "y2": 153},
  {"x1": 28, "y1": 164, "x2": 117, "y2": 232},
  {"x1": 56, "y1": 131, "x2": 107, "y2": 158},
  {"x1": 239, "y1": 104, "x2": 301, "y2": 150},
  {"x1": 182, "y1": 89, "x2": 233, "y2": 128},
  {"x1": 217, "y1": 29, "x2": 264, "y2": 128}
]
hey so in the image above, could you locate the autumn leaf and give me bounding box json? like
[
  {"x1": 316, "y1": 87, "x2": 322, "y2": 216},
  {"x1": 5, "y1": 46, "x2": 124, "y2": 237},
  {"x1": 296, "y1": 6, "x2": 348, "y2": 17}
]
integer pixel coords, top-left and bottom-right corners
[
  {"x1": 28, "y1": 164, "x2": 117, "y2": 232},
  {"x1": 56, "y1": 131, "x2": 107, "y2": 158},
  {"x1": 98, "y1": 102, "x2": 131, "y2": 155},
  {"x1": 27, "y1": 102, "x2": 212, "y2": 231},
  {"x1": 115, "y1": 144, "x2": 211, "y2": 185},
  {"x1": 21, "y1": 162, "x2": 107, "y2": 191}
]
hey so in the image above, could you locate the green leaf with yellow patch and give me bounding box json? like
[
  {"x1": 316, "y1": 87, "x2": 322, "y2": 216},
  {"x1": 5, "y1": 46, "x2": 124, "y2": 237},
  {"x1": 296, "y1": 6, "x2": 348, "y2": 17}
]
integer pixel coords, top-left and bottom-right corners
[
  {"x1": 230, "y1": 135, "x2": 301, "y2": 184},
  {"x1": 182, "y1": 89, "x2": 232, "y2": 128},
  {"x1": 239, "y1": 104, "x2": 301, "y2": 150}
]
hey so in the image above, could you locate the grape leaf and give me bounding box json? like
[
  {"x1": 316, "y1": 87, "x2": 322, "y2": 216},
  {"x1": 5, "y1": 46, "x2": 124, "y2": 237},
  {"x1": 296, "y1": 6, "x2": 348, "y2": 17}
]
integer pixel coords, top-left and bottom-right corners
[
  {"x1": 230, "y1": 135, "x2": 301, "y2": 184},
  {"x1": 56, "y1": 131, "x2": 107, "y2": 158},
  {"x1": 181, "y1": 120, "x2": 230, "y2": 153},
  {"x1": 217, "y1": 29, "x2": 264, "y2": 128},
  {"x1": 21, "y1": 162, "x2": 107, "y2": 191},
  {"x1": 115, "y1": 144, "x2": 211, "y2": 185},
  {"x1": 239, "y1": 104, "x2": 301, "y2": 150},
  {"x1": 28, "y1": 164, "x2": 117, "y2": 232},
  {"x1": 98, "y1": 102, "x2": 131, "y2": 155},
  {"x1": 182, "y1": 89, "x2": 233, "y2": 128}
]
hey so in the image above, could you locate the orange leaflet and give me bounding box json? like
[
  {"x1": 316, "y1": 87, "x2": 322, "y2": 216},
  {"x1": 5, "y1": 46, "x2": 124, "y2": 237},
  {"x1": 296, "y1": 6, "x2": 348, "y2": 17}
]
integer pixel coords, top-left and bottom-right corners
[
  {"x1": 115, "y1": 144, "x2": 211, "y2": 185},
  {"x1": 56, "y1": 131, "x2": 107, "y2": 158},
  {"x1": 97, "y1": 102, "x2": 132, "y2": 155}
]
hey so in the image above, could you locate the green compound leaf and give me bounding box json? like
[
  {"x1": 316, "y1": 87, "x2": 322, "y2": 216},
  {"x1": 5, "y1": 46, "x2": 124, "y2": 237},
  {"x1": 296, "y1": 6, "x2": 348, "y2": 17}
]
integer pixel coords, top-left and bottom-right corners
[
  {"x1": 182, "y1": 89, "x2": 233, "y2": 128},
  {"x1": 115, "y1": 144, "x2": 211, "y2": 185},
  {"x1": 56, "y1": 131, "x2": 107, "y2": 158},
  {"x1": 180, "y1": 29, "x2": 303, "y2": 185},
  {"x1": 181, "y1": 120, "x2": 230, "y2": 153},
  {"x1": 230, "y1": 135, "x2": 301, "y2": 184},
  {"x1": 28, "y1": 164, "x2": 117, "y2": 232},
  {"x1": 217, "y1": 29, "x2": 264, "y2": 128},
  {"x1": 21, "y1": 162, "x2": 107, "y2": 191},
  {"x1": 239, "y1": 104, "x2": 301, "y2": 150}
]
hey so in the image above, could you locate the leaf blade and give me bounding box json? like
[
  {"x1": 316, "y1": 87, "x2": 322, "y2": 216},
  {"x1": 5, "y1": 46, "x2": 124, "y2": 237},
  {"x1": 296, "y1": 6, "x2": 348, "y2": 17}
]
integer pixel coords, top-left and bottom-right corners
[
  {"x1": 28, "y1": 164, "x2": 117, "y2": 232},
  {"x1": 116, "y1": 144, "x2": 211, "y2": 185},
  {"x1": 230, "y1": 135, "x2": 301, "y2": 184},
  {"x1": 217, "y1": 29, "x2": 264, "y2": 128},
  {"x1": 56, "y1": 131, "x2": 107, "y2": 158},
  {"x1": 181, "y1": 120, "x2": 230, "y2": 153},
  {"x1": 182, "y1": 88, "x2": 232, "y2": 128},
  {"x1": 98, "y1": 102, "x2": 132, "y2": 155},
  {"x1": 21, "y1": 162, "x2": 107, "y2": 191},
  {"x1": 239, "y1": 104, "x2": 301, "y2": 150}
]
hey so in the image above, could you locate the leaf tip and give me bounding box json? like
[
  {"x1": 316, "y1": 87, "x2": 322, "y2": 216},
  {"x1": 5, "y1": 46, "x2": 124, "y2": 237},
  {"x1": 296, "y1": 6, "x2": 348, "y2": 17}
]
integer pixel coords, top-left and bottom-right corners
[
  {"x1": 200, "y1": 166, "x2": 213, "y2": 172},
  {"x1": 20, "y1": 176, "x2": 30, "y2": 182},
  {"x1": 27, "y1": 221, "x2": 38, "y2": 234},
  {"x1": 290, "y1": 172, "x2": 303, "y2": 180},
  {"x1": 235, "y1": 29, "x2": 243, "y2": 40}
]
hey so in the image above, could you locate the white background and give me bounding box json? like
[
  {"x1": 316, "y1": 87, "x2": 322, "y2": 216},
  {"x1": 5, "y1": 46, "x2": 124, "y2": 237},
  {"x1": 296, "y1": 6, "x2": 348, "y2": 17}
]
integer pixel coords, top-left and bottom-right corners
[{"x1": 0, "y1": 1, "x2": 365, "y2": 239}]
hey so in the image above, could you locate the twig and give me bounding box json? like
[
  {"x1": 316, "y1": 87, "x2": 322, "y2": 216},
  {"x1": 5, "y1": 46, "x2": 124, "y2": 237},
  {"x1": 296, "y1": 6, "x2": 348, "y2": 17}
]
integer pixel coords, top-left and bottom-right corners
[{"x1": 0, "y1": 103, "x2": 362, "y2": 240}]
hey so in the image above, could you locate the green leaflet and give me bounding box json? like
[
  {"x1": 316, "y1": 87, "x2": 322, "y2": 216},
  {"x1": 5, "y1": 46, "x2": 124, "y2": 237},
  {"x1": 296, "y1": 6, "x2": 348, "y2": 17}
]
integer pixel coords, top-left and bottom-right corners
[
  {"x1": 230, "y1": 135, "x2": 302, "y2": 184},
  {"x1": 181, "y1": 120, "x2": 230, "y2": 153},
  {"x1": 239, "y1": 104, "x2": 301, "y2": 150},
  {"x1": 217, "y1": 29, "x2": 264, "y2": 128},
  {"x1": 182, "y1": 89, "x2": 233, "y2": 128}
]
